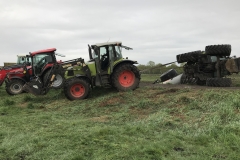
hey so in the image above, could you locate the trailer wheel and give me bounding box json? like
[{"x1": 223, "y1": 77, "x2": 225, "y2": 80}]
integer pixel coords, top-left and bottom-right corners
[
  {"x1": 112, "y1": 63, "x2": 140, "y2": 91},
  {"x1": 205, "y1": 44, "x2": 231, "y2": 56},
  {"x1": 43, "y1": 70, "x2": 64, "y2": 89},
  {"x1": 206, "y1": 78, "x2": 232, "y2": 87},
  {"x1": 176, "y1": 50, "x2": 202, "y2": 63},
  {"x1": 6, "y1": 79, "x2": 25, "y2": 95},
  {"x1": 64, "y1": 77, "x2": 90, "y2": 100}
]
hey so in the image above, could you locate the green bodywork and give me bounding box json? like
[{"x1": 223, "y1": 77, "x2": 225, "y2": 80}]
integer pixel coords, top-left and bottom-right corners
[
  {"x1": 64, "y1": 42, "x2": 138, "y2": 87},
  {"x1": 65, "y1": 58, "x2": 126, "y2": 78}
]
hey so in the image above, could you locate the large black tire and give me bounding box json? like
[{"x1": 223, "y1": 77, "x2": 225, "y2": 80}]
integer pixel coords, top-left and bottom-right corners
[
  {"x1": 196, "y1": 78, "x2": 206, "y2": 86},
  {"x1": 5, "y1": 79, "x2": 25, "y2": 95},
  {"x1": 43, "y1": 70, "x2": 64, "y2": 89},
  {"x1": 205, "y1": 44, "x2": 231, "y2": 56},
  {"x1": 176, "y1": 50, "x2": 202, "y2": 63},
  {"x1": 206, "y1": 78, "x2": 232, "y2": 87},
  {"x1": 180, "y1": 73, "x2": 187, "y2": 84},
  {"x1": 64, "y1": 77, "x2": 90, "y2": 100},
  {"x1": 180, "y1": 73, "x2": 197, "y2": 84},
  {"x1": 160, "y1": 69, "x2": 178, "y2": 82},
  {"x1": 111, "y1": 63, "x2": 140, "y2": 91}
]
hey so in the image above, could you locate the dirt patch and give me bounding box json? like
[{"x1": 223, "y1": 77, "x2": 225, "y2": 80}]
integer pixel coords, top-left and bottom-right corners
[
  {"x1": 129, "y1": 106, "x2": 153, "y2": 120},
  {"x1": 19, "y1": 103, "x2": 28, "y2": 108},
  {"x1": 158, "y1": 88, "x2": 179, "y2": 94},
  {"x1": 140, "y1": 81, "x2": 240, "y2": 90},
  {"x1": 98, "y1": 97, "x2": 122, "y2": 107},
  {"x1": 90, "y1": 115, "x2": 109, "y2": 122}
]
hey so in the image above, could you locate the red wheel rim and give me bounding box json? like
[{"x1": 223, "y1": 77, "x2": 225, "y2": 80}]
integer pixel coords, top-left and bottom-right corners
[
  {"x1": 118, "y1": 70, "x2": 135, "y2": 87},
  {"x1": 70, "y1": 84, "x2": 85, "y2": 98}
]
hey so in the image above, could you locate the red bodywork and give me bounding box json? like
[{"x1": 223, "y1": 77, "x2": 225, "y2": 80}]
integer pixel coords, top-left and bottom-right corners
[
  {"x1": 6, "y1": 63, "x2": 55, "y2": 84},
  {"x1": 30, "y1": 48, "x2": 56, "y2": 56},
  {"x1": 1, "y1": 48, "x2": 58, "y2": 86},
  {"x1": 0, "y1": 66, "x2": 32, "y2": 86}
]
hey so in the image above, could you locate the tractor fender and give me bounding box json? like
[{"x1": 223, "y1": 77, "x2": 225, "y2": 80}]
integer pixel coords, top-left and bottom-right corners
[
  {"x1": 75, "y1": 74, "x2": 92, "y2": 85},
  {"x1": 5, "y1": 76, "x2": 27, "y2": 84},
  {"x1": 113, "y1": 59, "x2": 138, "y2": 71}
]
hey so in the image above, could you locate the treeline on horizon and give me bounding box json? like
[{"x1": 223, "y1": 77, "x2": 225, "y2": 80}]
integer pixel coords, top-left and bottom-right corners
[{"x1": 137, "y1": 61, "x2": 184, "y2": 74}]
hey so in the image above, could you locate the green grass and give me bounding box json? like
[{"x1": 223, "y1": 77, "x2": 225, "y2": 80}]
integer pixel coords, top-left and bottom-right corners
[
  {"x1": 0, "y1": 75, "x2": 240, "y2": 159},
  {"x1": 141, "y1": 74, "x2": 160, "y2": 82}
]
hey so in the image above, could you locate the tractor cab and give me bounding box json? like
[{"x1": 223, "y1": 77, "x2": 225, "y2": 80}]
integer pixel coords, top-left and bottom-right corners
[
  {"x1": 88, "y1": 42, "x2": 132, "y2": 74},
  {"x1": 22, "y1": 48, "x2": 66, "y2": 95},
  {"x1": 17, "y1": 55, "x2": 32, "y2": 65},
  {"x1": 85, "y1": 41, "x2": 136, "y2": 87},
  {"x1": 29, "y1": 48, "x2": 57, "y2": 76}
]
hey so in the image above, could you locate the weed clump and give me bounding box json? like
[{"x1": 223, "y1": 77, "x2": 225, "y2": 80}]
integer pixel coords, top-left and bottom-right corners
[
  {"x1": 23, "y1": 95, "x2": 33, "y2": 102},
  {"x1": 27, "y1": 103, "x2": 35, "y2": 109},
  {"x1": 178, "y1": 96, "x2": 191, "y2": 103},
  {"x1": 232, "y1": 100, "x2": 240, "y2": 109},
  {"x1": 3, "y1": 99, "x2": 15, "y2": 106}
]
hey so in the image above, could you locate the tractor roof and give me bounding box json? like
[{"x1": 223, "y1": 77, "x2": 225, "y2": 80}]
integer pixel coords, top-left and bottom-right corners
[
  {"x1": 92, "y1": 41, "x2": 122, "y2": 47},
  {"x1": 30, "y1": 48, "x2": 56, "y2": 56}
]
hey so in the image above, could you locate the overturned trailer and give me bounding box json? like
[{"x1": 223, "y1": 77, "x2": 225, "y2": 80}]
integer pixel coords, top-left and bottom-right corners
[{"x1": 176, "y1": 44, "x2": 240, "y2": 87}]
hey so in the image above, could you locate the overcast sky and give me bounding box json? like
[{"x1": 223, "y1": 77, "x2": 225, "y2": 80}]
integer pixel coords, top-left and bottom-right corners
[{"x1": 1, "y1": 0, "x2": 240, "y2": 66}]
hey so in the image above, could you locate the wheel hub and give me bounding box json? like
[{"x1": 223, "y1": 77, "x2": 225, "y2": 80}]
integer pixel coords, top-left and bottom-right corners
[
  {"x1": 11, "y1": 83, "x2": 22, "y2": 93},
  {"x1": 52, "y1": 74, "x2": 63, "y2": 88},
  {"x1": 70, "y1": 84, "x2": 85, "y2": 97},
  {"x1": 118, "y1": 70, "x2": 135, "y2": 87}
]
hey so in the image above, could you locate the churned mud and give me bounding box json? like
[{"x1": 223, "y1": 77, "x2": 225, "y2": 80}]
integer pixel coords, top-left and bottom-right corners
[{"x1": 139, "y1": 81, "x2": 240, "y2": 90}]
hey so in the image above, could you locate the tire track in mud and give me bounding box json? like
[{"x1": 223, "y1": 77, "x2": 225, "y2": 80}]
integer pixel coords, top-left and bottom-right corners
[{"x1": 139, "y1": 81, "x2": 240, "y2": 90}]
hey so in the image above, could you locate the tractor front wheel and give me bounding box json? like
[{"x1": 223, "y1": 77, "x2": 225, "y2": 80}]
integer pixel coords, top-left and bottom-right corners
[
  {"x1": 43, "y1": 70, "x2": 64, "y2": 89},
  {"x1": 6, "y1": 79, "x2": 25, "y2": 95},
  {"x1": 205, "y1": 44, "x2": 231, "y2": 56},
  {"x1": 64, "y1": 77, "x2": 90, "y2": 100},
  {"x1": 112, "y1": 63, "x2": 140, "y2": 91}
]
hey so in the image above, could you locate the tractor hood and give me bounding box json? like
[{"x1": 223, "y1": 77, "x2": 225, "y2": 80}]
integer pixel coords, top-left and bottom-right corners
[{"x1": 2, "y1": 64, "x2": 25, "y2": 70}]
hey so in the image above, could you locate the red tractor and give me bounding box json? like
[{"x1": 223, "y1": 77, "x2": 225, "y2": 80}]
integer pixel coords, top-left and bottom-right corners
[{"x1": 3, "y1": 49, "x2": 65, "y2": 95}]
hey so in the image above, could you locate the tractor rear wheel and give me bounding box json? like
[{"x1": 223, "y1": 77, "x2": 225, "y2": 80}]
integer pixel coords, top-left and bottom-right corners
[
  {"x1": 6, "y1": 79, "x2": 25, "y2": 95},
  {"x1": 196, "y1": 78, "x2": 206, "y2": 86},
  {"x1": 43, "y1": 70, "x2": 64, "y2": 89},
  {"x1": 112, "y1": 63, "x2": 140, "y2": 91},
  {"x1": 206, "y1": 78, "x2": 232, "y2": 87},
  {"x1": 205, "y1": 44, "x2": 231, "y2": 56},
  {"x1": 176, "y1": 50, "x2": 202, "y2": 63},
  {"x1": 64, "y1": 77, "x2": 90, "y2": 100}
]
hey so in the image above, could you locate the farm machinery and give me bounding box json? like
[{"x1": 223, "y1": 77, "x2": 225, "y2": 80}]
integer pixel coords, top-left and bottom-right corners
[
  {"x1": 0, "y1": 54, "x2": 64, "y2": 95},
  {"x1": 22, "y1": 41, "x2": 141, "y2": 100},
  {"x1": 176, "y1": 44, "x2": 240, "y2": 87}
]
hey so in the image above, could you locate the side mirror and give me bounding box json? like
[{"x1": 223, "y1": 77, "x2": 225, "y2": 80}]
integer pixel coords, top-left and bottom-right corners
[{"x1": 88, "y1": 44, "x2": 93, "y2": 59}]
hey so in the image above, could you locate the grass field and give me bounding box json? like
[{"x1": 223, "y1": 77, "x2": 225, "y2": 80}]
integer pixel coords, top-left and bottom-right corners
[{"x1": 0, "y1": 74, "x2": 240, "y2": 159}]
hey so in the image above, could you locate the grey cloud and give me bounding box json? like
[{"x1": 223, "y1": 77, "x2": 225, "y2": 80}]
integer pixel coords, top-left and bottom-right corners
[{"x1": 1, "y1": 0, "x2": 240, "y2": 65}]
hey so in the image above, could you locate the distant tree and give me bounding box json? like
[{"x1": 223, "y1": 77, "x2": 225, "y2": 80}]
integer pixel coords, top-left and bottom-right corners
[
  {"x1": 137, "y1": 61, "x2": 183, "y2": 74},
  {"x1": 147, "y1": 61, "x2": 155, "y2": 67}
]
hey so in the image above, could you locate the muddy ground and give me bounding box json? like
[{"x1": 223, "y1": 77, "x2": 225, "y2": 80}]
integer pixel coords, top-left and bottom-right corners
[{"x1": 140, "y1": 81, "x2": 240, "y2": 90}]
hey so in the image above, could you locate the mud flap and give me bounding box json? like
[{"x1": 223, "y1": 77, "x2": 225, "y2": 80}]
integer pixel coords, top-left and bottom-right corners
[{"x1": 22, "y1": 77, "x2": 44, "y2": 96}]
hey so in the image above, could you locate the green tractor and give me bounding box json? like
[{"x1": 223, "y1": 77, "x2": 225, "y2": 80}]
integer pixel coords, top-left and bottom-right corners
[{"x1": 23, "y1": 41, "x2": 141, "y2": 100}]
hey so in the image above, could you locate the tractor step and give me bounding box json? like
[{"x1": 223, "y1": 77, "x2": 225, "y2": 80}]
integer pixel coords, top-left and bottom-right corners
[{"x1": 101, "y1": 74, "x2": 110, "y2": 85}]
